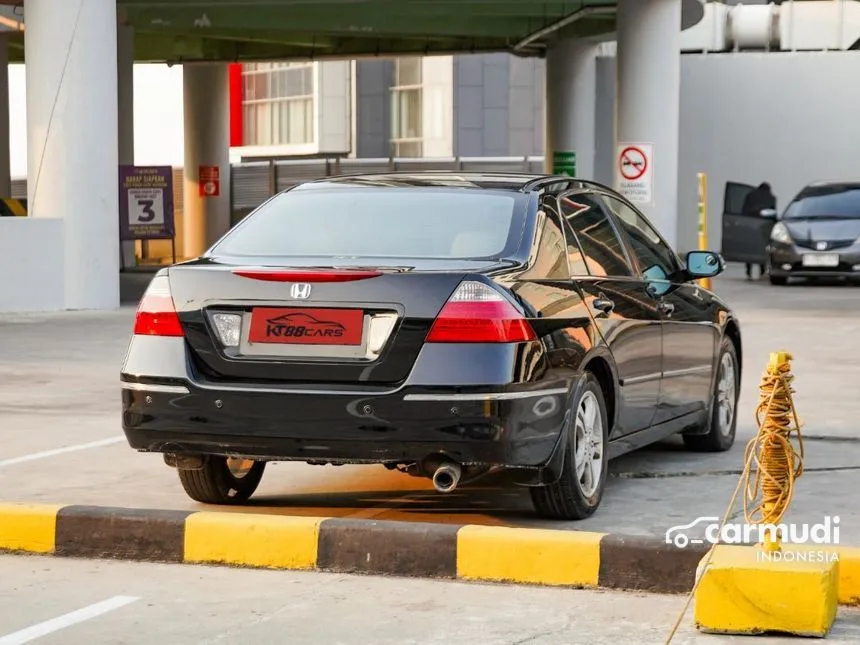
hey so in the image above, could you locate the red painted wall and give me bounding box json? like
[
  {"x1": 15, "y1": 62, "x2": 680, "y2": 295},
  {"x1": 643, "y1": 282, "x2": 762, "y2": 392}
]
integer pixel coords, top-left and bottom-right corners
[{"x1": 228, "y1": 63, "x2": 244, "y2": 147}]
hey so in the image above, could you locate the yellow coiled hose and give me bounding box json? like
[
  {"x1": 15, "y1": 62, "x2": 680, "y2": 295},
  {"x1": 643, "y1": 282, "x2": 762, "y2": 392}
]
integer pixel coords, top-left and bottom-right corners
[
  {"x1": 743, "y1": 352, "x2": 805, "y2": 538},
  {"x1": 665, "y1": 351, "x2": 804, "y2": 643}
]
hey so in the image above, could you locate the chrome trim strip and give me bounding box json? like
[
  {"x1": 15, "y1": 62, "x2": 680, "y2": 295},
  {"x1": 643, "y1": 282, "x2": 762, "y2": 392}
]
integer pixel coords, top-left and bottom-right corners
[
  {"x1": 662, "y1": 365, "x2": 713, "y2": 378},
  {"x1": 402, "y1": 388, "x2": 569, "y2": 402},
  {"x1": 121, "y1": 381, "x2": 190, "y2": 395},
  {"x1": 621, "y1": 365, "x2": 712, "y2": 387},
  {"x1": 621, "y1": 372, "x2": 662, "y2": 386},
  {"x1": 188, "y1": 379, "x2": 405, "y2": 397}
]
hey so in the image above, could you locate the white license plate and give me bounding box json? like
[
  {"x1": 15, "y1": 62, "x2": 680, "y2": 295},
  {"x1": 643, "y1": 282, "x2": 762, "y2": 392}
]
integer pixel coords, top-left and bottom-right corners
[{"x1": 802, "y1": 253, "x2": 839, "y2": 267}]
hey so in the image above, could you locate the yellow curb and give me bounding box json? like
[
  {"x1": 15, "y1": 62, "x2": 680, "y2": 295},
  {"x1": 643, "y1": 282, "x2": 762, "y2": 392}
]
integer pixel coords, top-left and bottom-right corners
[
  {"x1": 457, "y1": 525, "x2": 603, "y2": 587},
  {"x1": 0, "y1": 503, "x2": 62, "y2": 554},
  {"x1": 184, "y1": 512, "x2": 323, "y2": 570}
]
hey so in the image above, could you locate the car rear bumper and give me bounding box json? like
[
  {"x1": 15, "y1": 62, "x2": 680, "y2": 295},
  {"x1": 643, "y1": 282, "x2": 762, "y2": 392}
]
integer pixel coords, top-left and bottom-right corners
[
  {"x1": 120, "y1": 337, "x2": 572, "y2": 475},
  {"x1": 122, "y1": 381, "x2": 568, "y2": 468}
]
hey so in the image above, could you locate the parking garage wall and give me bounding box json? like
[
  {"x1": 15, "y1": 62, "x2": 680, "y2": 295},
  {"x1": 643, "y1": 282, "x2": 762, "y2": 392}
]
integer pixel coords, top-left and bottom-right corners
[{"x1": 596, "y1": 50, "x2": 860, "y2": 253}]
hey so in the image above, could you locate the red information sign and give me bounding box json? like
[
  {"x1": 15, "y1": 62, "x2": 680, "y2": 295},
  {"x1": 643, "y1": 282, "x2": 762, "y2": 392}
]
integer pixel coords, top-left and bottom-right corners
[{"x1": 199, "y1": 165, "x2": 221, "y2": 197}]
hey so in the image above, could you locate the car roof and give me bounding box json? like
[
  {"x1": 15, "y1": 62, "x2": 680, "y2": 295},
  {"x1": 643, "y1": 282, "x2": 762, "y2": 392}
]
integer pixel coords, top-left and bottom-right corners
[
  {"x1": 803, "y1": 180, "x2": 860, "y2": 190},
  {"x1": 294, "y1": 171, "x2": 613, "y2": 194}
]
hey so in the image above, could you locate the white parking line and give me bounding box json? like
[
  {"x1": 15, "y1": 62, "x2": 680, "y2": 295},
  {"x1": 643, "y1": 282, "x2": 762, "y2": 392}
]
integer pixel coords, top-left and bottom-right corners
[
  {"x1": 0, "y1": 436, "x2": 125, "y2": 468},
  {"x1": 0, "y1": 596, "x2": 140, "y2": 645}
]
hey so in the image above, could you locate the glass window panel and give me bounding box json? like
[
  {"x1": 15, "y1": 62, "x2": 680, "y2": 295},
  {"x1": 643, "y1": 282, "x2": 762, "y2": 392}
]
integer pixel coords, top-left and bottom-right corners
[
  {"x1": 395, "y1": 57, "x2": 422, "y2": 86},
  {"x1": 213, "y1": 189, "x2": 521, "y2": 259},
  {"x1": 560, "y1": 193, "x2": 634, "y2": 277}
]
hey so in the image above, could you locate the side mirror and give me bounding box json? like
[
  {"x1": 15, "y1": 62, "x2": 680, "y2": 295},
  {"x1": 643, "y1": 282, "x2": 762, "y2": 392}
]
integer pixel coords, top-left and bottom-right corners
[
  {"x1": 686, "y1": 250, "x2": 724, "y2": 279},
  {"x1": 759, "y1": 208, "x2": 778, "y2": 220}
]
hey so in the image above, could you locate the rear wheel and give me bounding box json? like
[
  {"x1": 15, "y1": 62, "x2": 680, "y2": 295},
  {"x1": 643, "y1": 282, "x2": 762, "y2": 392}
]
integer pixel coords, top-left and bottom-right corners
[
  {"x1": 530, "y1": 373, "x2": 609, "y2": 520},
  {"x1": 177, "y1": 456, "x2": 266, "y2": 504},
  {"x1": 683, "y1": 337, "x2": 738, "y2": 452}
]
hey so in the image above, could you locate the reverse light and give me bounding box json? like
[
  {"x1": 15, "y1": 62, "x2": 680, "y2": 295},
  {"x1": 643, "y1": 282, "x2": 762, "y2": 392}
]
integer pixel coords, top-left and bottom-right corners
[
  {"x1": 212, "y1": 313, "x2": 242, "y2": 347},
  {"x1": 133, "y1": 274, "x2": 183, "y2": 337},
  {"x1": 232, "y1": 269, "x2": 382, "y2": 283},
  {"x1": 770, "y1": 222, "x2": 792, "y2": 245},
  {"x1": 426, "y1": 281, "x2": 536, "y2": 344}
]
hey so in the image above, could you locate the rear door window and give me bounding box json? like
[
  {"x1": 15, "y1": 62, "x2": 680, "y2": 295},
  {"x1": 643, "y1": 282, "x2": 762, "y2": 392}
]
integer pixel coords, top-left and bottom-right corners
[
  {"x1": 211, "y1": 187, "x2": 525, "y2": 259},
  {"x1": 558, "y1": 192, "x2": 635, "y2": 277}
]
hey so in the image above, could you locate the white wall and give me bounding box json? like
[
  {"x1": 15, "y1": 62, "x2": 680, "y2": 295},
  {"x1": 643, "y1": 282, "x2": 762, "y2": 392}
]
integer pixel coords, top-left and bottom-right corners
[
  {"x1": 594, "y1": 50, "x2": 860, "y2": 253},
  {"x1": 677, "y1": 51, "x2": 860, "y2": 253},
  {"x1": 0, "y1": 218, "x2": 64, "y2": 311},
  {"x1": 8, "y1": 62, "x2": 184, "y2": 178}
]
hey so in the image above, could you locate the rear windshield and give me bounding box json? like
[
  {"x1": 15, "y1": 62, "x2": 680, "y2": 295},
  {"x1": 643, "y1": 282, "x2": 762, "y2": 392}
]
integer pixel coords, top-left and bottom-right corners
[
  {"x1": 784, "y1": 186, "x2": 860, "y2": 220},
  {"x1": 211, "y1": 188, "x2": 522, "y2": 259}
]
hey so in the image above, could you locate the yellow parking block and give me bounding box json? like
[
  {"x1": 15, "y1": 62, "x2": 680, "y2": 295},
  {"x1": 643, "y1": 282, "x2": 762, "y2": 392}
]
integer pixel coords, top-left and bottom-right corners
[
  {"x1": 0, "y1": 503, "x2": 62, "y2": 554},
  {"x1": 457, "y1": 525, "x2": 603, "y2": 587},
  {"x1": 836, "y1": 546, "x2": 860, "y2": 605},
  {"x1": 184, "y1": 512, "x2": 323, "y2": 570},
  {"x1": 695, "y1": 544, "x2": 839, "y2": 637}
]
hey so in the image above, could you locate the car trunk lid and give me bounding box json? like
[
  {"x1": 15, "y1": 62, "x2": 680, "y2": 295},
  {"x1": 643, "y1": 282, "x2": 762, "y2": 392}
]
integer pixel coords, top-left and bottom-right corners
[{"x1": 168, "y1": 259, "x2": 513, "y2": 385}]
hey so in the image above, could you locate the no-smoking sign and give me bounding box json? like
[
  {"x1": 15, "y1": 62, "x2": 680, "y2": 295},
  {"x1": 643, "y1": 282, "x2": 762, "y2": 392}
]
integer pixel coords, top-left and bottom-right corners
[{"x1": 616, "y1": 143, "x2": 653, "y2": 204}]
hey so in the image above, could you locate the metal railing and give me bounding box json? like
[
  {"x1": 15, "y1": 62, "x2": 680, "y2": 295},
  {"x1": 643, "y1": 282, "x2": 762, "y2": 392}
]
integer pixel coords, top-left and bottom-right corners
[
  {"x1": 10, "y1": 156, "x2": 547, "y2": 220},
  {"x1": 230, "y1": 156, "x2": 547, "y2": 213}
]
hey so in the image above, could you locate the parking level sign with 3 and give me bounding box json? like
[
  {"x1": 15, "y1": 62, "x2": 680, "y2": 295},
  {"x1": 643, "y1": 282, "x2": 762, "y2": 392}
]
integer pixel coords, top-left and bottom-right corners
[
  {"x1": 118, "y1": 165, "x2": 175, "y2": 240},
  {"x1": 128, "y1": 188, "x2": 165, "y2": 227}
]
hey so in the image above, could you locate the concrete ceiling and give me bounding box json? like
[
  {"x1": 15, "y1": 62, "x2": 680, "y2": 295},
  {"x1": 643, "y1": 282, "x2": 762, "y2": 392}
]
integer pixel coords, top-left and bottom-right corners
[{"x1": 1, "y1": 0, "x2": 704, "y2": 63}]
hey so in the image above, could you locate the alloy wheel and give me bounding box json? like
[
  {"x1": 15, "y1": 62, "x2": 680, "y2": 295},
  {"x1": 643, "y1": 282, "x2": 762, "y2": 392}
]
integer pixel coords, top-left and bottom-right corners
[
  {"x1": 574, "y1": 391, "x2": 604, "y2": 497},
  {"x1": 717, "y1": 353, "x2": 737, "y2": 436}
]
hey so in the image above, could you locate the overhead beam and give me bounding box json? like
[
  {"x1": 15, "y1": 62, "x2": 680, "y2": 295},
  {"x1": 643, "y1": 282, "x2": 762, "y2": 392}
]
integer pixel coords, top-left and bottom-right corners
[{"x1": 123, "y1": 7, "x2": 560, "y2": 38}]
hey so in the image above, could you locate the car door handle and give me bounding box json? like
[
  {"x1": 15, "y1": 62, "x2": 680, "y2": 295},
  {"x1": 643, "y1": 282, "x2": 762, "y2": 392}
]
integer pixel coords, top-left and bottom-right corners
[
  {"x1": 592, "y1": 297, "x2": 615, "y2": 314},
  {"x1": 658, "y1": 301, "x2": 675, "y2": 315}
]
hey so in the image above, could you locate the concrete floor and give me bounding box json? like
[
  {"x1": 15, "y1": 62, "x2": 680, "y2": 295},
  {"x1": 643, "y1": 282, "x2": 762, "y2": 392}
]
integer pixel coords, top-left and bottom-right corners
[
  {"x1": 2, "y1": 265, "x2": 859, "y2": 643},
  {"x1": 3, "y1": 554, "x2": 860, "y2": 645},
  {"x1": 1, "y1": 266, "x2": 857, "y2": 539}
]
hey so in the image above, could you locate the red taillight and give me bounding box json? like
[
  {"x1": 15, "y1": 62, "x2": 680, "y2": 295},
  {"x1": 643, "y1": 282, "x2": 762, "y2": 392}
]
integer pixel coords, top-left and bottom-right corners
[
  {"x1": 133, "y1": 274, "x2": 183, "y2": 337},
  {"x1": 232, "y1": 269, "x2": 382, "y2": 283},
  {"x1": 426, "y1": 281, "x2": 536, "y2": 344}
]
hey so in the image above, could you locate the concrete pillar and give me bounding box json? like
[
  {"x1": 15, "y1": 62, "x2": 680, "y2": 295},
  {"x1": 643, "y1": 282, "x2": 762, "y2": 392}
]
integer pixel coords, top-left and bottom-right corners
[
  {"x1": 545, "y1": 40, "x2": 599, "y2": 179},
  {"x1": 616, "y1": 0, "x2": 682, "y2": 249},
  {"x1": 0, "y1": 37, "x2": 10, "y2": 198},
  {"x1": 182, "y1": 63, "x2": 230, "y2": 259},
  {"x1": 118, "y1": 24, "x2": 136, "y2": 268},
  {"x1": 26, "y1": 0, "x2": 119, "y2": 309}
]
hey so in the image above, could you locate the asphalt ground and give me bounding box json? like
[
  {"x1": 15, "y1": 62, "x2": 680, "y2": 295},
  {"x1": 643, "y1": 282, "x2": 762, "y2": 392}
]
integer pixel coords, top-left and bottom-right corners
[
  {"x1": 3, "y1": 554, "x2": 860, "y2": 645},
  {"x1": 1, "y1": 265, "x2": 858, "y2": 541}
]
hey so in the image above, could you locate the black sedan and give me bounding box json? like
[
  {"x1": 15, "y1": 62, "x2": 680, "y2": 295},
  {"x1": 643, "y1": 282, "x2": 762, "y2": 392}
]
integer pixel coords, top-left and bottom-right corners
[
  {"x1": 121, "y1": 172, "x2": 742, "y2": 520},
  {"x1": 767, "y1": 181, "x2": 860, "y2": 285}
]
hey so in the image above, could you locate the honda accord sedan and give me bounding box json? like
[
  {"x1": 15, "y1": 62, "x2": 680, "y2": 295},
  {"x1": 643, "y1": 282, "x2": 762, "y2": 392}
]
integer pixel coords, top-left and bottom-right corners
[
  {"x1": 121, "y1": 172, "x2": 742, "y2": 520},
  {"x1": 767, "y1": 181, "x2": 860, "y2": 285}
]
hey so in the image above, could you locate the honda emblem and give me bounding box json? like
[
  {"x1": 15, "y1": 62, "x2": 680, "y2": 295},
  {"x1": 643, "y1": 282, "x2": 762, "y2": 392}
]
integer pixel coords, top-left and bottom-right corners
[
  {"x1": 290, "y1": 283, "x2": 312, "y2": 299},
  {"x1": 816, "y1": 242, "x2": 828, "y2": 251}
]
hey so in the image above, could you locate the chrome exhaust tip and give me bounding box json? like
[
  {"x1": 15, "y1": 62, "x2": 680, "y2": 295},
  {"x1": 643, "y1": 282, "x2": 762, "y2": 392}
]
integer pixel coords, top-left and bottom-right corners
[{"x1": 432, "y1": 462, "x2": 462, "y2": 493}]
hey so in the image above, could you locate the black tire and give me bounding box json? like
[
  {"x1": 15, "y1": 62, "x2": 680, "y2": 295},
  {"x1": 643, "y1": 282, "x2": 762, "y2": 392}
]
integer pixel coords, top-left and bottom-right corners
[
  {"x1": 530, "y1": 372, "x2": 609, "y2": 520},
  {"x1": 177, "y1": 456, "x2": 266, "y2": 504},
  {"x1": 769, "y1": 275, "x2": 788, "y2": 286},
  {"x1": 683, "y1": 336, "x2": 739, "y2": 452}
]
